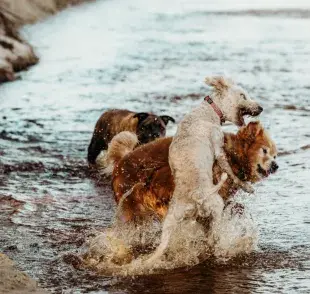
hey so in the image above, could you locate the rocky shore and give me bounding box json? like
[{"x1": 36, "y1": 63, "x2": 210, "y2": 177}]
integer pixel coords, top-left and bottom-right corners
[
  {"x1": 0, "y1": 253, "x2": 47, "y2": 294},
  {"x1": 0, "y1": 0, "x2": 92, "y2": 84}
]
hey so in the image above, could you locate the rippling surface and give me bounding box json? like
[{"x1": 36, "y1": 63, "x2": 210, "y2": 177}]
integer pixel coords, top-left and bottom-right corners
[{"x1": 1, "y1": 0, "x2": 310, "y2": 292}]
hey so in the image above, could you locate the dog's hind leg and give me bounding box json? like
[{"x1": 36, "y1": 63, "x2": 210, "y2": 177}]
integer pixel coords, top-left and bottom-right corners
[
  {"x1": 114, "y1": 185, "x2": 138, "y2": 223},
  {"x1": 189, "y1": 173, "x2": 228, "y2": 232},
  {"x1": 144, "y1": 198, "x2": 196, "y2": 266},
  {"x1": 144, "y1": 213, "x2": 175, "y2": 265},
  {"x1": 116, "y1": 182, "x2": 162, "y2": 224}
]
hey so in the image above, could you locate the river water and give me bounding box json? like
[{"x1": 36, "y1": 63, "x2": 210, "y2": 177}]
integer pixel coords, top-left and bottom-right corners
[{"x1": 0, "y1": 0, "x2": 310, "y2": 293}]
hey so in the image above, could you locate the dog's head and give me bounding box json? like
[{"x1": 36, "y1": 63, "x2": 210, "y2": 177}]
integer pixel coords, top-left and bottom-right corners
[
  {"x1": 205, "y1": 76, "x2": 263, "y2": 126},
  {"x1": 237, "y1": 122, "x2": 278, "y2": 182},
  {"x1": 134, "y1": 113, "x2": 175, "y2": 144}
]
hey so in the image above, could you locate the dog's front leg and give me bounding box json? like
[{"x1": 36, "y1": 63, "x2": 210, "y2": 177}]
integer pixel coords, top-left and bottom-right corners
[
  {"x1": 212, "y1": 128, "x2": 254, "y2": 194},
  {"x1": 217, "y1": 152, "x2": 254, "y2": 193}
]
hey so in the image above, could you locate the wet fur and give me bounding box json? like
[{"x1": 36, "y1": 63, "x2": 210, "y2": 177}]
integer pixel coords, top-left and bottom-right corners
[
  {"x1": 110, "y1": 122, "x2": 277, "y2": 223},
  {"x1": 141, "y1": 76, "x2": 263, "y2": 265},
  {"x1": 87, "y1": 109, "x2": 174, "y2": 164}
]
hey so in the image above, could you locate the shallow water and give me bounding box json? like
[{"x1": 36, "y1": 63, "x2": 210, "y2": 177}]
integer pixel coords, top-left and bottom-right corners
[{"x1": 0, "y1": 0, "x2": 310, "y2": 292}]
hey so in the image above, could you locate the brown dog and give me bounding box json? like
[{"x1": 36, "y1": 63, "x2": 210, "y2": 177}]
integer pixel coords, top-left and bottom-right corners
[
  {"x1": 109, "y1": 122, "x2": 278, "y2": 223},
  {"x1": 87, "y1": 109, "x2": 175, "y2": 164}
]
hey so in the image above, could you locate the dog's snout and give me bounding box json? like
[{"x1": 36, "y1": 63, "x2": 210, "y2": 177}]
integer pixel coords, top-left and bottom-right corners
[
  {"x1": 271, "y1": 161, "x2": 278, "y2": 173},
  {"x1": 248, "y1": 105, "x2": 263, "y2": 116},
  {"x1": 257, "y1": 105, "x2": 263, "y2": 114}
]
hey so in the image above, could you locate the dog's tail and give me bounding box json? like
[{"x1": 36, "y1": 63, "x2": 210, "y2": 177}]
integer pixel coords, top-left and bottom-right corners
[
  {"x1": 107, "y1": 131, "x2": 139, "y2": 164},
  {"x1": 97, "y1": 131, "x2": 139, "y2": 176}
]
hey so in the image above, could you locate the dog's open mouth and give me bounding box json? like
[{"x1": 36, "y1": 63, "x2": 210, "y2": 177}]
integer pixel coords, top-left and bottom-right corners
[
  {"x1": 237, "y1": 107, "x2": 262, "y2": 127},
  {"x1": 257, "y1": 164, "x2": 269, "y2": 177},
  {"x1": 257, "y1": 164, "x2": 277, "y2": 178}
]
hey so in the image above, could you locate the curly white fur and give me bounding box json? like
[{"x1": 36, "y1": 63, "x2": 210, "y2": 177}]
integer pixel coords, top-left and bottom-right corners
[{"x1": 144, "y1": 76, "x2": 262, "y2": 265}]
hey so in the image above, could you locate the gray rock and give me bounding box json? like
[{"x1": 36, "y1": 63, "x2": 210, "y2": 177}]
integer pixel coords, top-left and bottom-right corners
[{"x1": 0, "y1": 253, "x2": 48, "y2": 294}]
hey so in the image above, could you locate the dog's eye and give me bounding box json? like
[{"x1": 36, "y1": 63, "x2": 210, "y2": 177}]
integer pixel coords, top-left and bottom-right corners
[
  {"x1": 240, "y1": 93, "x2": 247, "y2": 100},
  {"x1": 262, "y1": 148, "x2": 267, "y2": 154},
  {"x1": 274, "y1": 156, "x2": 277, "y2": 159}
]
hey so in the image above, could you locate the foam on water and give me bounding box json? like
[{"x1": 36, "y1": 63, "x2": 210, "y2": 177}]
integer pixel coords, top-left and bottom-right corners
[
  {"x1": 80, "y1": 200, "x2": 257, "y2": 275},
  {"x1": 1, "y1": 0, "x2": 310, "y2": 291}
]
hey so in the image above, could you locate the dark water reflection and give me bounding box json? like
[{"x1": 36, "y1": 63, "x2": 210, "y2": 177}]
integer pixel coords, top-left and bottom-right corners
[{"x1": 1, "y1": 0, "x2": 310, "y2": 293}]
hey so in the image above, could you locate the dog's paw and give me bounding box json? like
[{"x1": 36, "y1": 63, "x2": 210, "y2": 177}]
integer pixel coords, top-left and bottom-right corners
[
  {"x1": 241, "y1": 183, "x2": 255, "y2": 194},
  {"x1": 224, "y1": 201, "x2": 245, "y2": 216},
  {"x1": 231, "y1": 202, "x2": 245, "y2": 216}
]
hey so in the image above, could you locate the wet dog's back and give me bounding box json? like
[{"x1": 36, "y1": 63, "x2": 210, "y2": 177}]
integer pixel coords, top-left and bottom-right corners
[
  {"x1": 111, "y1": 122, "x2": 278, "y2": 223},
  {"x1": 113, "y1": 137, "x2": 173, "y2": 203}
]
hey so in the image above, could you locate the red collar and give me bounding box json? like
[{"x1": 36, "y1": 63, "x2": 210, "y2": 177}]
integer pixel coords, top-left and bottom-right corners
[{"x1": 204, "y1": 96, "x2": 225, "y2": 125}]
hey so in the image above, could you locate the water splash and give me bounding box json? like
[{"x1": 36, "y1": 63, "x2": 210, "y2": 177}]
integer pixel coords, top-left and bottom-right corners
[{"x1": 80, "y1": 200, "x2": 258, "y2": 275}]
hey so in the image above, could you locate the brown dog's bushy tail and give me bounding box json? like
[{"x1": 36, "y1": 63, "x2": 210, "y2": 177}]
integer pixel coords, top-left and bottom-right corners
[
  {"x1": 97, "y1": 131, "x2": 139, "y2": 176},
  {"x1": 107, "y1": 131, "x2": 139, "y2": 164}
]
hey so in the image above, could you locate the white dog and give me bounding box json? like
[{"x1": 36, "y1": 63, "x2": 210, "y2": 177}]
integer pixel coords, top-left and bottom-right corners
[{"x1": 144, "y1": 76, "x2": 263, "y2": 265}]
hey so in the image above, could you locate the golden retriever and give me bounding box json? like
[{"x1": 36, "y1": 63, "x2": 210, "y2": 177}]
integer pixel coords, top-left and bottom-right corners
[{"x1": 109, "y1": 122, "x2": 278, "y2": 223}]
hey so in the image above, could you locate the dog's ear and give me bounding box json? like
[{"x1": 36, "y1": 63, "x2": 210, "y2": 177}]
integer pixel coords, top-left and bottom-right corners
[
  {"x1": 160, "y1": 115, "x2": 175, "y2": 125},
  {"x1": 133, "y1": 112, "x2": 149, "y2": 123},
  {"x1": 239, "y1": 121, "x2": 263, "y2": 142},
  {"x1": 247, "y1": 121, "x2": 263, "y2": 136},
  {"x1": 205, "y1": 76, "x2": 234, "y2": 92}
]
